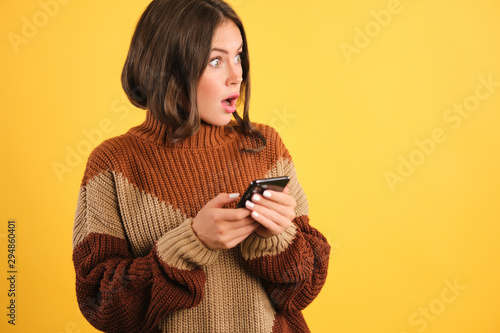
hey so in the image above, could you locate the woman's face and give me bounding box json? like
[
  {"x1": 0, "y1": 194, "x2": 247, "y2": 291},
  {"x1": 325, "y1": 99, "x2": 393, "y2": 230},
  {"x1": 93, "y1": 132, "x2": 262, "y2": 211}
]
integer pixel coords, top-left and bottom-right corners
[{"x1": 197, "y1": 20, "x2": 244, "y2": 126}]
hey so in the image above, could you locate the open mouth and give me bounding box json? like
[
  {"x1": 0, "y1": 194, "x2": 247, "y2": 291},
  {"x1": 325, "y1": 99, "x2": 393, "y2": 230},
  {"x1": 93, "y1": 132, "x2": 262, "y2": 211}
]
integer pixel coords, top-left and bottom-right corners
[
  {"x1": 220, "y1": 93, "x2": 240, "y2": 113},
  {"x1": 222, "y1": 94, "x2": 239, "y2": 106}
]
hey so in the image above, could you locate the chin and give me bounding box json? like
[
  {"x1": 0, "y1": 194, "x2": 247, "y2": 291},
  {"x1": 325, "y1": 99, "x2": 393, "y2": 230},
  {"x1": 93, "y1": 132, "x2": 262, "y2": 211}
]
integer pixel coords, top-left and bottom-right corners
[{"x1": 201, "y1": 114, "x2": 233, "y2": 127}]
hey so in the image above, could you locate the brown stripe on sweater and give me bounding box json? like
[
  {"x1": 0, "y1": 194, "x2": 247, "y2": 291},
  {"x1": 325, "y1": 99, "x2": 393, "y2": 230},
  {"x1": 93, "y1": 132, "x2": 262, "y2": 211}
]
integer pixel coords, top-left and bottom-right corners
[
  {"x1": 79, "y1": 122, "x2": 287, "y2": 217},
  {"x1": 73, "y1": 232, "x2": 207, "y2": 332}
]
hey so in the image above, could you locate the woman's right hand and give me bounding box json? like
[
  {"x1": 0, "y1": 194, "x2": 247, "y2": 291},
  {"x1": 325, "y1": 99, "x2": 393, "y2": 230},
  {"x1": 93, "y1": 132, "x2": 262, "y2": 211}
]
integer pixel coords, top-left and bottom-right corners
[{"x1": 192, "y1": 193, "x2": 259, "y2": 250}]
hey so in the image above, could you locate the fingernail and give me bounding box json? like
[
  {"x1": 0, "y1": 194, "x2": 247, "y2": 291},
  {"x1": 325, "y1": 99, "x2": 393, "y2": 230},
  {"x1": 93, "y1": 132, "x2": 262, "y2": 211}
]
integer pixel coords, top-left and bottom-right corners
[
  {"x1": 229, "y1": 193, "x2": 239, "y2": 198},
  {"x1": 245, "y1": 201, "x2": 255, "y2": 208},
  {"x1": 263, "y1": 191, "x2": 272, "y2": 198},
  {"x1": 252, "y1": 211, "x2": 259, "y2": 218},
  {"x1": 252, "y1": 194, "x2": 261, "y2": 202}
]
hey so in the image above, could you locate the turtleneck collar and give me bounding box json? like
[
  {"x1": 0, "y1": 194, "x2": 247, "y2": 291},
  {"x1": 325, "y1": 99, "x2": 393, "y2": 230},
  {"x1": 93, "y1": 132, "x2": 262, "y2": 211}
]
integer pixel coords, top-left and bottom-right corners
[{"x1": 128, "y1": 110, "x2": 237, "y2": 149}]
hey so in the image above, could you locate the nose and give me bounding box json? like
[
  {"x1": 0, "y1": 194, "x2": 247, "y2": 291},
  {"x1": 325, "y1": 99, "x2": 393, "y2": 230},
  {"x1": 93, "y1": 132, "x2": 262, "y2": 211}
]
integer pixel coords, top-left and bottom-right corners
[{"x1": 226, "y1": 62, "x2": 243, "y2": 86}]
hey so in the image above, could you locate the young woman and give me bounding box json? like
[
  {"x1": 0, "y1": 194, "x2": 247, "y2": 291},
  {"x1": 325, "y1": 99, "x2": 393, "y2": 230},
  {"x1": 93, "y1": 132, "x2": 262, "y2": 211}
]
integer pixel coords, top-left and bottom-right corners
[{"x1": 72, "y1": 0, "x2": 330, "y2": 332}]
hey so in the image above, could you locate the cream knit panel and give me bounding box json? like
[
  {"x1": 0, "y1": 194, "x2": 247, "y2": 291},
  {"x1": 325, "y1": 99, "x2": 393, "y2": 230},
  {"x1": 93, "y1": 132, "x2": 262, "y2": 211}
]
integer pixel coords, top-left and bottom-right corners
[
  {"x1": 73, "y1": 170, "x2": 126, "y2": 249},
  {"x1": 156, "y1": 218, "x2": 220, "y2": 270},
  {"x1": 113, "y1": 171, "x2": 219, "y2": 270},
  {"x1": 159, "y1": 247, "x2": 276, "y2": 333},
  {"x1": 113, "y1": 171, "x2": 189, "y2": 258}
]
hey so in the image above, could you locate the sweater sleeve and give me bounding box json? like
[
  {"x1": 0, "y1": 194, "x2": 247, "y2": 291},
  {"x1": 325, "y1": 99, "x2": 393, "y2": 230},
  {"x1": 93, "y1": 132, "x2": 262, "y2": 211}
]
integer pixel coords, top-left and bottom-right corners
[
  {"x1": 72, "y1": 146, "x2": 218, "y2": 333},
  {"x1": 240, "y1": 130, "x2": 331, "y2": 314}
]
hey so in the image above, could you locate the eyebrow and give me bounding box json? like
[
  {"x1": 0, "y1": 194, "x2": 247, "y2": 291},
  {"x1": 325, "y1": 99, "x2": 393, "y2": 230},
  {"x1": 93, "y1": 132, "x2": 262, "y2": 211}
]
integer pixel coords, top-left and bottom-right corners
[{"x1": 210, "y1": 43, "x2": 244, "y2": 54}]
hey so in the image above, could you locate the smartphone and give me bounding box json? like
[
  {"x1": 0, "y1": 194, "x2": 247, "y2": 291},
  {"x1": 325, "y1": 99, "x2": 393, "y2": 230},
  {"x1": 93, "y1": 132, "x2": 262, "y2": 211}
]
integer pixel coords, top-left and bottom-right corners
[{"x1": 236, "y1": 176, "x2": 290, "y2": 208}]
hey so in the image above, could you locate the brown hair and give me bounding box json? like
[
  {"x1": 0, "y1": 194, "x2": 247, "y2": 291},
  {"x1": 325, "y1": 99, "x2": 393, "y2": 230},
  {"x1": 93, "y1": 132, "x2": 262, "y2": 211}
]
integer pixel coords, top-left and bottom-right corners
[{"x1": 121, "y1": 0, "x2": 265, "y2": 151}]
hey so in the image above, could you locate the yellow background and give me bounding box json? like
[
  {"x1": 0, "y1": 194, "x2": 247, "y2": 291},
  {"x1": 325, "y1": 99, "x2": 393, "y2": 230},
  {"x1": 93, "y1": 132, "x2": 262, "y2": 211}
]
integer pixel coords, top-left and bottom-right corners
[{"x1": 1, "y1": 0, "x2": 500, "y2": 332}]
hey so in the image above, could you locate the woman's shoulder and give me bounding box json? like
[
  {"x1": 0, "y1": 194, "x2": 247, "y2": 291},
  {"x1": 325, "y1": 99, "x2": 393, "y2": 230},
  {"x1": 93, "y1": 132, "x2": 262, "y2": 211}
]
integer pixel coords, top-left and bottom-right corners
[
  {"x1": 250, "y1": 122, "x2": 287, "y2": 150},
  {"x1": 80, "y1": 131, "x2": 152, "y2": 185},
  {"x1": 85, "y1": 132, "x2": 140, "y2": 169},
  {"x1": 251, "y1": 122, "x2": 278, "y2": 136}
]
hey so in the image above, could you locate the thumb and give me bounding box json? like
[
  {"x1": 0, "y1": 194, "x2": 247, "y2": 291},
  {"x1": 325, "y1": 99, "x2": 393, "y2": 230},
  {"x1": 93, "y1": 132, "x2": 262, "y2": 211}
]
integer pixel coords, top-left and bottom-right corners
[{"x1": 205, "y1": 193, "x2": 240, "y2": 209}]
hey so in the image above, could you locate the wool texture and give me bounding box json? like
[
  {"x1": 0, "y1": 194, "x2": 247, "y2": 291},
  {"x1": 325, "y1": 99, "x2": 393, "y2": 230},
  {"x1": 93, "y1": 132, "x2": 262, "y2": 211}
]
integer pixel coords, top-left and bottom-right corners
[{"x1": 72, "y1": 111, "x2": 331, "y2": 332}]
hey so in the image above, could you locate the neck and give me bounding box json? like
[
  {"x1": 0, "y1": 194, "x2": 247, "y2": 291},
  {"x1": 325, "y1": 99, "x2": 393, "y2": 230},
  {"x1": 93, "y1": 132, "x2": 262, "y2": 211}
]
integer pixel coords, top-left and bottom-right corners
[{"x1": 128, "y1": 110, "x2": 236, "y2": 149}]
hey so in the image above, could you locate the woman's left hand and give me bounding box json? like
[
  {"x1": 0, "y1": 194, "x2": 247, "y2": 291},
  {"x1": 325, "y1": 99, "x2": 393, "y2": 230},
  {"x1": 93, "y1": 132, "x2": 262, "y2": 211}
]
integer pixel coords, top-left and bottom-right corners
[{"x1": 244, "y1": 186, "x2": 296, "y2": 238}]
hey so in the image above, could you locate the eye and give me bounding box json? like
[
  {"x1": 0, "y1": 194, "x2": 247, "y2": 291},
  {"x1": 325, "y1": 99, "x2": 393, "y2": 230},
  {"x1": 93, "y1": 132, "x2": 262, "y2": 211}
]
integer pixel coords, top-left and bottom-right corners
[
  {"x1": 234, "y1": 53, "x2": 242, "y2": 64},
  {"x1": 209, "y1": 57, "x2": 222, "y2": 68}
]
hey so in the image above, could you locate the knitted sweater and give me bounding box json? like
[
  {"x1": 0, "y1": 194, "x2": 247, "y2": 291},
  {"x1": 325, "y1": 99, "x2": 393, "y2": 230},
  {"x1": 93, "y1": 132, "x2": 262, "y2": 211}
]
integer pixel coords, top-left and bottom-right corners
[{"x1": 72, "y1": 111, "x2": 331, "y2": 333}]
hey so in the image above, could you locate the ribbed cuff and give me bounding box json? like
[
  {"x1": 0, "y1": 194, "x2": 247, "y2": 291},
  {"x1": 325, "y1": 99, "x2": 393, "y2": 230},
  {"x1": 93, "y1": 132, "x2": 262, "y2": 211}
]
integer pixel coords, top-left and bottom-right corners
[
  {"x1": 241, "y1": 224, "x2": 297, "y2": 260},
  {"x1": 156, "y1": 218, "x2": 220, "y2": 270}
]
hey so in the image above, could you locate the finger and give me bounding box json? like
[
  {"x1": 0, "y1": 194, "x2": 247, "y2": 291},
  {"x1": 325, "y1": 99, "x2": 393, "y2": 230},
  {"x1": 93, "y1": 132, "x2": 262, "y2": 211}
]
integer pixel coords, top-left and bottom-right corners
[
  {"x1": 248, "y1": 207, "x2": 290, "y2": 235},
  {"x1": 261, "y1": 190, "x2": 296, "y2": 207},
  {"x1": 204, "y1": 193, "x2": 240, "y2": 209},
  {"x1": 248, "y1": 193, "x2": 296, "y2": 220},
  {"x1": 246, "y1": 202, "x2": 291, "y2": 229},
  {"x1": 213, "y1": 217, "x2": 256, "y2": 239},
  {"x1": 232, "y1": 220, "x2": 260, "y2": 235},
  {"x1": 214, "y1": 220, "x2": 258, "y2": 246},
  {"x1": 218, "y1": 207, "x2": 252, "y2": 222},
  {"x1": 222, "y1": 223, "x2": 260, "y2": 249},
  {"x1": 223, "y1": 216, "x2": 256, "y2": 229}
]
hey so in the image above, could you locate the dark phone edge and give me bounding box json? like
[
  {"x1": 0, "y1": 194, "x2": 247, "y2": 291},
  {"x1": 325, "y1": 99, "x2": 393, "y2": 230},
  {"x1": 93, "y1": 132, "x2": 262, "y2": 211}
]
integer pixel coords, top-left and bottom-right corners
[{"x1": 236, "y1": 176, "x2": 290, "y2": 208}]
